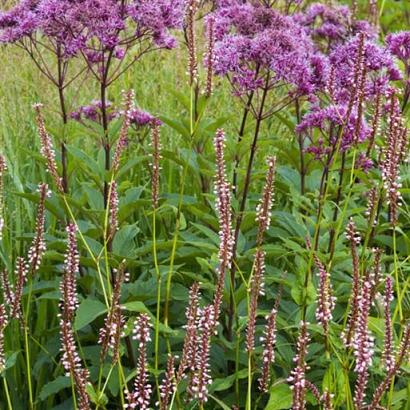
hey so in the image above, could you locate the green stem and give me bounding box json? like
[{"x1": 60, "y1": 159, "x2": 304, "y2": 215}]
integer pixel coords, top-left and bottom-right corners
[
  {"x1": 153, "y1": 208, "x2": 162, "y2": 404},
  {"x1": 246, "y1": 353, "x2": 252, "y2": 410},
  {"x1": 62, "y1": 196, "x2": 110, "y2": 308},
  {"x1": 3, "y1": 376, "x2": 12, "y2": 410},
  {"x1": 95, "y1": 364, "x2": 115, "y2": 410},
  {"x1": 164, "y1": 84, "x2": 195, "y2": 327},
  {"x1": 23, "y1": 279, "x2": 34, "y2": 410},
  {"x1": 392, "y1": 227, "x2": 403, "y2": 321}
]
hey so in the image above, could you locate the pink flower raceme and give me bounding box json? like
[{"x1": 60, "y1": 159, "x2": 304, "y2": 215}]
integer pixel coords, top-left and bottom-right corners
[
  {"x1": 204, "y1": 15, "x2": 216, "y2": 97},
  {"x1": 212, "y1": 129, "x2": 234, "y2": 323},
  {"x1": 107, "y1": 181, "x2": 119, "y2": 240},
  {"x1": 27, "y1": 183, "x2": 50, "y2": 273},
  {"x1": 246, "y1": 157, "x2": 276, "y2": 353},
  {"x1": 126, "y1": 314, "x2": 152, "y2": 410},
  {"x1": 382, "y1": 276, "x2": 394, "y2": 373},
  {"x1": 258, "y1": 308, "x2": 278, "y2": 393},
  {"x1": 111, "y1": 89, "x2": 135, "y2": 172},
  {"x1": 369, "y1": 325, "x2": 410, "y2": 409},
  {"x1": 190, "y1": 305, "x2": 215, "y2": 403},
  {"x1": 0, "y1": 304, "x2": 8, "y2": 372},
  {"x1": 342, "y1": 218, "x2": 361, "y2": 348},
  {"x1": 352, "y1": 267, "x2": 375, "y2": 408},
  {"x1": 314, "y1": 254, "x2": 335, "y2": 335},
  {"x1": 10, "y1": 258, "x2": 28, "y2": 320},
  {"x1": 158, "y1": 354, "x2": 176, "y2": 410},
  {"x1": 288, "y1": 321, "x2": 310, "y2": 410},
  {"x1": 59, "y1": 224, "x2": 80, "y2": 322},
  {"x1": 34, "y1": 103, "x2": 64, "y2": 193},
  {"x1": 0, "y1": 156, "x2": 6, "y2": 241},
  {"x1": 177, "y1": 282, "x2": 200, "y2": 382},
  {"x1": 99, "y1": 263, "x2": 128, "y2": 363},
  {"x1": 59, "y1": 223, "x2": 90, "y2": 410},
  {"x1": 381, "y1": 94, "x2": 408, "y2": 226}
]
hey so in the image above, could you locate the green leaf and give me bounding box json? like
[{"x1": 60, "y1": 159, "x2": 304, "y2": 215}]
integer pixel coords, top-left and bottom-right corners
[
  {"x1": 75, "y1": 298, "x2": 107, "y2": 331},
  {"x1": 121, "y1": 301, "x2": 151, "y2": 314},
  {"x1": 39, "y1": 376, "x2": 72, "y2": 401},
  {"x1": 208, "y1": 394, "x2": 232, "y2": 410},
  {"x1": 112, "y1": 224, "x2": 140, "y2": 257},
  {"x1": 3, "y1": 351, "x2": 20, "y2": 373},
  {"x1": 266, "y1": 383, "x2": 293, "y2": 410},
  {"x1": 211, "y1": 369, "x2": 247, "y2": 392}
]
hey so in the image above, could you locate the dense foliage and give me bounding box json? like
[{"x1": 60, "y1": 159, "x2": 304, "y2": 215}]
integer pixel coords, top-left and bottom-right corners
[{"x1": 0, "y1": 0, "x2": 409, "y2": 409}]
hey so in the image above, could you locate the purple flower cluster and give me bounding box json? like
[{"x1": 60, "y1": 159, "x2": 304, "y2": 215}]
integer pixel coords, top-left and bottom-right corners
[
  {"x1": 294, "y1": 3, "x2": 375, "y2": 49},
  {"x1": 0, "y1": 0, "x2": 185, "y2": 54},
  {"x1": 386, "y1": 32, "x2": 410, "y2": 64},
  {"x1": 296, "y1": 29, "x2": 401, "y2": 164},
  {"x1": 128, "y1": 108, "x2": 156, "y2": 128},
  {"x1": 212, "y1": 2, "x2": 326, "y2": 95},
  {"x1": 329, "y1": 34, "x2": 400, "y2": 104},
  {"x1": 297, "y1": 104, "x2": 370, "y2": 158},
  {"x1": 71, "y1": 100, "x2": 119, "y2": 125}
]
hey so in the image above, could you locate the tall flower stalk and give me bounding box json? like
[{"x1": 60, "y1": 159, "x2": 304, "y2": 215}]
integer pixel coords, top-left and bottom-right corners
[
  {"x1": 245, "y1": 157, "x2": 276, "y2": 408},
  {"x1": 368, "y1": 325, "x2": 410, "y2": 409},
  {"x1": 382, "y1": 276, "x2": 394, "y2": 372},
  {"x1": 352, "y1": 267, "x2": 375, "y2": 408},
  {"x1": 246, "y1": 156, "x2": 276, "y2": 352},
  {"x1": 288, "y1": 321, "x2": 310, "y2": 410},
  {"x1": 0, "y1": 304, "x2": 7, "y2": 372},
  {"x1": 212, "y1": 129, "x2": 234, "y2": 326},
  {"x1": 126, "y1": 314, "x2": 152, "y2": 410},
  {"x1": 258, "y1": 307, "x2": 278, "y2": 393},
  {"x1": 27, "y1": 183, "x2": 50, "y2": 274},
  {"x1": 0, "y1": 156, "x2": 6, "y2": 241},
  {"x1": 342, "y1": 218, "x2": 362, "y2": 347},
  {"x1": 176, "y1": 282, "x2": 200, "y2": 382},
  {"x1": 190, "y1": 305, "x2": 215, "y2": 405},
  {"x1": 314, "y1": 254, "x2": 335, "y2": 336},
  {"x1": 34, "y1": 104, "x2": 64, "y2": 194},
  {"x1": 59, "y1": 223, "x2": 90, "y2": 410},
  {"x1": 99, "y1": 263, "x2": 128, "y2": 363}
]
